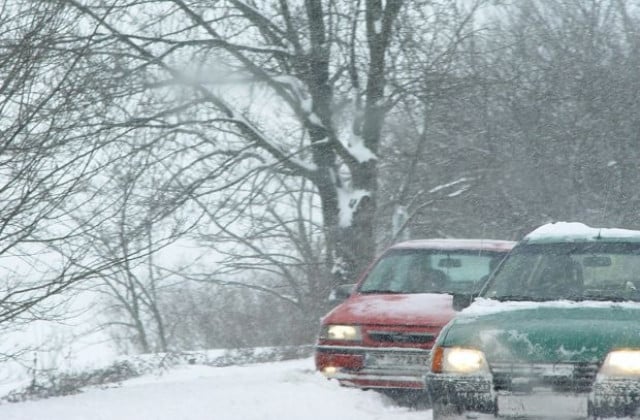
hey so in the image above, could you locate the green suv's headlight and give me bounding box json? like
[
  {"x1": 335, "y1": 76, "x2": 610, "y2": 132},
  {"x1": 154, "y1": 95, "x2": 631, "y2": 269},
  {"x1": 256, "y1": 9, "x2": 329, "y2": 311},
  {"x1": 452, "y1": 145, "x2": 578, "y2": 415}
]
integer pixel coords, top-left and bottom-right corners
[
  {"x1": 319, "y1": 325, "x2": 362, "y2": 341},
  {"x1": 432, "y1": 346, "x2": 489, "y2": 374},
  {"x1": 600, "y1": 350, "x2": 640, "y2": 376}
]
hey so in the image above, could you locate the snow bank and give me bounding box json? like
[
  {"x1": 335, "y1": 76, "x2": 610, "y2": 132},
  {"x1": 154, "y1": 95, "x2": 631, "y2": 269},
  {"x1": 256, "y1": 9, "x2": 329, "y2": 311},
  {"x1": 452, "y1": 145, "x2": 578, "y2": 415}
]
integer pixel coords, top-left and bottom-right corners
[
  {"x1": 0, "y1": 358, "x2": 431, "y2": 420},
  {"x1": 0, "y1": 346, "x2": 313, "y2": 404}
]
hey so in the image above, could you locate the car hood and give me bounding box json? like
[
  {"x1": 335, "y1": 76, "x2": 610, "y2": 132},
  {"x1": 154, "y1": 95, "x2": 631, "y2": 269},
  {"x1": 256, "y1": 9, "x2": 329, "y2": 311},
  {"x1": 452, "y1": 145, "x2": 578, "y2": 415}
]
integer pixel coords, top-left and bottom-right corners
[
  {"x1": 323, "y1": 293, "x2": 456, "y2": 327},
  {"x1": 441, "y1": 299, "x2": 640, "y2": 363}
]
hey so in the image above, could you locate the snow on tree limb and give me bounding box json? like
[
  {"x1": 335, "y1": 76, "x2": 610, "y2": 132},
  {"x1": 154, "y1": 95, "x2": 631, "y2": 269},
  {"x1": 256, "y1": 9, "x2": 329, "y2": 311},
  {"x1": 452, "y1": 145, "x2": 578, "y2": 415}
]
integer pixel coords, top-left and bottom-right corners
[
  {"x1": 428, "y1": 177, "x2": 470, "y2": 194},
  {"x1": 340, "y1": 133, "x2": 378, "y2": 163},
  {"x1": 336, "y1": 187, "x2": 370, "y2": 227}
]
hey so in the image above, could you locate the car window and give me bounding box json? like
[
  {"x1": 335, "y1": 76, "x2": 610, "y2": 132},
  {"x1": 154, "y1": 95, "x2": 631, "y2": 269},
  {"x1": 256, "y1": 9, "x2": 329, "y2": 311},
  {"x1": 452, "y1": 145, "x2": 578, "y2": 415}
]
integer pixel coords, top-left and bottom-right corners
[
  {"x1": 482, "y1": 242, "x2": 640, "y2": 301},
  {"x1": 359, "y1": 249, "x2": 504, "y2": 294}
]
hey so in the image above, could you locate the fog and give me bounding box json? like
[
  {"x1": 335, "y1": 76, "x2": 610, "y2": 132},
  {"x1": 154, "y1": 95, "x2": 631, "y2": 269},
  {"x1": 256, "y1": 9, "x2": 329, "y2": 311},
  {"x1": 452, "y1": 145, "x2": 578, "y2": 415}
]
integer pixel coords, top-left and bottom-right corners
[{"x1": 1, "y1": 0, "x2": 639, "y2": 416}]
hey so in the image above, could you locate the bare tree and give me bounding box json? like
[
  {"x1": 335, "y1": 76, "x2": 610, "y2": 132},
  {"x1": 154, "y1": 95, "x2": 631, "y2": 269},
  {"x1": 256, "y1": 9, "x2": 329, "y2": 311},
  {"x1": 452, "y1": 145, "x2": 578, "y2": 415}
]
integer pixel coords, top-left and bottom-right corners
[
  {"x1": 376, "y1": 1, "x2": 487, "y2": 243},
  {"x1": 177, "y1": 171, "x2": 330, "y2": 341},
  {"x1": 56, "y1": 0, "x2": 411, "y2": 292},
  {"x1": 71, "y1": 148, "x2": 204, "y2": 353},
  {"x1": 0, "y1": 0, "x2": 120, "y2": 328},
  {"x1": 482, "y1": 0, "x2": 640, "y2": 230},
  {"x1": 379, "y1": 0, "x2": 640, "y2": 239}
]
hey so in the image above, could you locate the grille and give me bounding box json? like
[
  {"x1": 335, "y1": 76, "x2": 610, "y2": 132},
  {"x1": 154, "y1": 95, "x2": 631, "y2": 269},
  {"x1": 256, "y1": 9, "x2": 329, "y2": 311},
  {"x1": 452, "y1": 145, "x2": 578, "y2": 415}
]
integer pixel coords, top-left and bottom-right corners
[
  {"x1": 491, "y1": 362, "x2": 599, "y2": 393},
  {"x1": 367, "y1": 330, "x2": 435, "y2": 344}
]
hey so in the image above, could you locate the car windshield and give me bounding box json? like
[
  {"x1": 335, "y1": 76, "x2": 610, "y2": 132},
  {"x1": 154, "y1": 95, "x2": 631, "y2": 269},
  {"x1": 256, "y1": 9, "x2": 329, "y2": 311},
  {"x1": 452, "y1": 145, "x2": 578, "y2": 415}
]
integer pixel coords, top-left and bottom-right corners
[
  {"x1": 358, "y1": 249, "x2": 505, "y2": 295},
  {"x1": 482, "y1": 242, "x2": 640, "y2": 302}
]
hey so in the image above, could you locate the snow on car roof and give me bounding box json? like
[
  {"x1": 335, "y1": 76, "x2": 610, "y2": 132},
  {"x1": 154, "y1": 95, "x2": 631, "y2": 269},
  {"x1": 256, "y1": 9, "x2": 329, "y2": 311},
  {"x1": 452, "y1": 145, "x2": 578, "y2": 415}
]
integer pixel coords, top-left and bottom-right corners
[
  {"x1": 390, "y1": 238, "x2": 516, "y2": 252},
  {"x1": 524, "y1": 222, "x2": 640, "y2": 243}
]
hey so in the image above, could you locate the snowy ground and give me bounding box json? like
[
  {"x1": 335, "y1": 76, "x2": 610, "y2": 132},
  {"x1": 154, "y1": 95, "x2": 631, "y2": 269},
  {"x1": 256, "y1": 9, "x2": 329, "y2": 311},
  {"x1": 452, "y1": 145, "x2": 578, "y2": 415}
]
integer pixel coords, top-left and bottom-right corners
[{"x1": 0, "y1": 357, "x2": 432, "y2": 420}]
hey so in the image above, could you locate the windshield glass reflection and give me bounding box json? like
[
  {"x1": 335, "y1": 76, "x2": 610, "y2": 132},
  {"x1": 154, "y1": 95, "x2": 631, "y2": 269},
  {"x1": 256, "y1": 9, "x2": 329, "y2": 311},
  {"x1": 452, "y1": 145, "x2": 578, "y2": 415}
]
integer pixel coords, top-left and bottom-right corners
[
  {"x1": 482, "y1": 242, "x2": 640, "y2": 301},
  {"x1": 359, "y1": 249, "x2": 504, "y2": 295}
]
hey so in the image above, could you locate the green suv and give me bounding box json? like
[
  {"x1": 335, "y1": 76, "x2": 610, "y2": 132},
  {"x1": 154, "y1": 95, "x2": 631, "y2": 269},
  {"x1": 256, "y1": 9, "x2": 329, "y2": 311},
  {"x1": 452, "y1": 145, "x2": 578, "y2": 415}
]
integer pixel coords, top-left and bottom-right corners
[{"x1": 426, "y1": 222, "x2": 640, "y2": 419}]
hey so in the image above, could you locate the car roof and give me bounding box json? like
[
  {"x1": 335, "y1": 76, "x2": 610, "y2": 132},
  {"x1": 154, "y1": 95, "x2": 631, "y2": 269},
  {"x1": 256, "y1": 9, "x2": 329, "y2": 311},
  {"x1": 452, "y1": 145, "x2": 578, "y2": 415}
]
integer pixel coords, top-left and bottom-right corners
[
  {"x1": 523, "y1": 222, "x2": 640, "y2": 244},
  {"x1": 389, "y1": 238, "x2": 516, "y2": 252}
]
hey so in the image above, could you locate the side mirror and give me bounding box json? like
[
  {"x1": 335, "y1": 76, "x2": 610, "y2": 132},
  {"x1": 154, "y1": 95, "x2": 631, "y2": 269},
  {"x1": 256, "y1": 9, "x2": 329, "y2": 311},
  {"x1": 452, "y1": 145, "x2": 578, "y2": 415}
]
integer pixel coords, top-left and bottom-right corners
[
  {"x1": 329, "y1": 283, "x2": 356, "y2": 302},
  {"x1": 452, "y1": 293, "x2": 474, "y2": 311}
]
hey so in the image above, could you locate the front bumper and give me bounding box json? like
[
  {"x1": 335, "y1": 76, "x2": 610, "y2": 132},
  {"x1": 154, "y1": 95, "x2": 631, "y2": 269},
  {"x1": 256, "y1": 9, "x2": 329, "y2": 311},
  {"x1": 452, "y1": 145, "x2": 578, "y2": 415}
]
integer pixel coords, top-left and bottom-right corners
[
  {"x1": 592, "y1": 377, "x2": 640, "y2": 417},
  {"x1": 426, "y1": 374, "x2": 640, "y2": 418},
  {"x1": 315, "y1": 345, "x2": 430, "y2": 389},
  {"x1": 427, "y1": 374, "x2": 495, "y2": 414}
]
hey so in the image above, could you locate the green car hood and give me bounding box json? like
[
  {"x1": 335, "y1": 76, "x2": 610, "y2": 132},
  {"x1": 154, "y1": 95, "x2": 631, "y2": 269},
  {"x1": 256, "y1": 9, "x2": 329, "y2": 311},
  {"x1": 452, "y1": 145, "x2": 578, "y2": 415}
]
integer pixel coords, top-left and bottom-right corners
[{"x1": 440, "y1": 298, "x2": 640, "y2": 363}]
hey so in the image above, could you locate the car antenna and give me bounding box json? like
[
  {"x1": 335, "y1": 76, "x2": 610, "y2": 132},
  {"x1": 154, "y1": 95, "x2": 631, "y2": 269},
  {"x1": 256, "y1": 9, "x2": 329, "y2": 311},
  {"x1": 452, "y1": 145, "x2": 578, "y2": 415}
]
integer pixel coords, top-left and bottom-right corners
[{"x1": 598, "y1": 182, "x2": 611, "y2": 239}]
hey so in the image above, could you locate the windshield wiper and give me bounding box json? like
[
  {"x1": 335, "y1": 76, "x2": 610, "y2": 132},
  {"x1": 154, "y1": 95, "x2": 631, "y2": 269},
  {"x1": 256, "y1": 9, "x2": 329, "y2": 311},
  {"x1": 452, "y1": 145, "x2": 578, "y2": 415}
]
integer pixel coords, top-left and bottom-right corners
[
  {"x1": 493, "y1": 293, "x2": 638, "y2": 303},
  {"x1": 492, "y1": 295, "x2": 548, "y2": 302},
  {"x1": 582, "y1": 295, "x2": 637, "y2": 302},
  {"x1": 491, "y1": 295, "x2": 584, "y2": 302},
  {"x1": 358, "y1": 289, "x2": 404, "y2": 294}
]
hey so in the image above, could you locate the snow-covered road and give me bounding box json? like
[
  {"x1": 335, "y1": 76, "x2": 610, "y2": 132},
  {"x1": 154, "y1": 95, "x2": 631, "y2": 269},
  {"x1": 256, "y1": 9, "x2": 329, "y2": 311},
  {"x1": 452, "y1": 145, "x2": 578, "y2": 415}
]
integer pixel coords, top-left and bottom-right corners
[{"x1": 0, "y1": 358, "x2": 432, "y2": 420}]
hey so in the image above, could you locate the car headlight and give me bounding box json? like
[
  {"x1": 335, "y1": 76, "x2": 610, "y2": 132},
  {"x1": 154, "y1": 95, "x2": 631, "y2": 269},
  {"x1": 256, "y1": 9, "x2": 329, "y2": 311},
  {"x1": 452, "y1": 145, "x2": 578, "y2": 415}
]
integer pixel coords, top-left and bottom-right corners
[
  {"x1": 600, "y1": 350, "x2": 640, "y2": 377},
  {"x1": 319, "y1": 324, "x2": 362, "y2": 341},
  {"x1": 431, "y1": 346, "x2": 489, "y2": 374}
]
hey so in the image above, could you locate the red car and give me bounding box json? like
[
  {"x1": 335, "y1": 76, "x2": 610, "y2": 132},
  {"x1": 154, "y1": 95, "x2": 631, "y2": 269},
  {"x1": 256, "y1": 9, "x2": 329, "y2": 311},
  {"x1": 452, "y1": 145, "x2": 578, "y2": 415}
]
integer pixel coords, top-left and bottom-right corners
[{"x1": 315, "y1": 238, "x2": 515, "y2": 394}]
